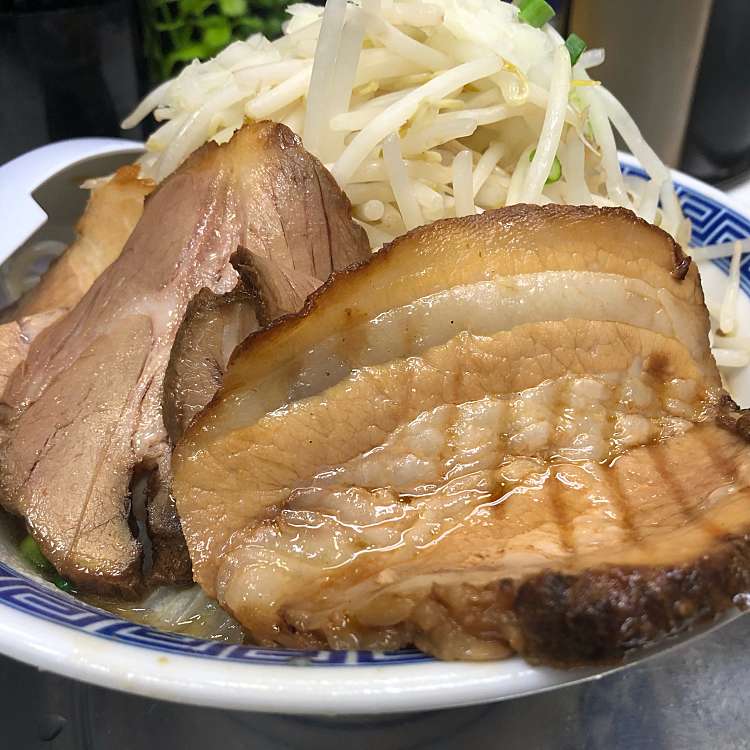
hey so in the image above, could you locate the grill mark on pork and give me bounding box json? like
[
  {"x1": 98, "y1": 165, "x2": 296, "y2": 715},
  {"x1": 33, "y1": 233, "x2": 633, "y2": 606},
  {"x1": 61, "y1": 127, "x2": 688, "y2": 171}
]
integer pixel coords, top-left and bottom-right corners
[
  {"x1": 485, "y1": 476, "x2": 512, "y2": 529},
  {"x1": 172, "y1": 205, "x2": 736, "y2": 664},
  {"x1": 689, "y1": 441, "x2": 736, "y2": 535},
  {"x1": 698, "y1": 429, "x2": 739, "y2": 489},
  {"x1": 649, "y1": 441, "x2": 725, "y2": 540},
  {"x1": 603, "y1": 457, "x2": 641, "y2": 545},
  {"x1": 547, "y1": 469, "x2": 574, "y2": 554},
  {"x1": 548, "y1": 380, "x2": 575, "y2": 553},
  {"x1": 648, "y1": 441, "x2": 688, "y2": 520}
]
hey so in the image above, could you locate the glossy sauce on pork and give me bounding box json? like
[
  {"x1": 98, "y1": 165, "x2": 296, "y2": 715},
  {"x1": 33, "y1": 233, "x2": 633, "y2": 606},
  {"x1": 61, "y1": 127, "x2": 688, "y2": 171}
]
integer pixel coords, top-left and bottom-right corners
[{"x1": 172, "y1": 206, "x2": 750, "y2": 663}]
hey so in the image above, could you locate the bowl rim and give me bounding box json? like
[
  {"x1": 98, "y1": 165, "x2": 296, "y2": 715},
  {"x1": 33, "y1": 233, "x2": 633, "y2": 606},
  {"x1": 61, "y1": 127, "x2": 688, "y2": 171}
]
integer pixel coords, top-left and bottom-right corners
[{"x1": 0, "y1": 147, "x2": 748, "y2": 715}]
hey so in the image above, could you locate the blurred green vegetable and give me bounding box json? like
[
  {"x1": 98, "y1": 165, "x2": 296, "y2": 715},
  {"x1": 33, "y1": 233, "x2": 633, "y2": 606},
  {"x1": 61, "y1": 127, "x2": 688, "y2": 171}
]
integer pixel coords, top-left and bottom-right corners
[
  {"x1": 220, "y1": 0, "x2": 249, "y2": 14},
  {"x1": 19, "y1": 534, "x2": 75, "y2": 593},
  {"x1": 518, "y1": 0, "x2": 555, "y2": 28},
  {"x1": 52, "y1": 574, "x2": 75, "y2": 594},
  {"x1": 20, "y1": 534, "x2": 54, "y2": 574},
  {"x1": 140, "y1": 0, "x2": 295, "y2": 82}
]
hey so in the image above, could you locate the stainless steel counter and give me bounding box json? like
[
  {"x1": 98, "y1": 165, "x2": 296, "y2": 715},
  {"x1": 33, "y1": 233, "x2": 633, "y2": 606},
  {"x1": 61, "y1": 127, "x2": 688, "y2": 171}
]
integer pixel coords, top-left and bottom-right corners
[{"x1": 1, "y1": 611, "x2": 749, "y2": 749}]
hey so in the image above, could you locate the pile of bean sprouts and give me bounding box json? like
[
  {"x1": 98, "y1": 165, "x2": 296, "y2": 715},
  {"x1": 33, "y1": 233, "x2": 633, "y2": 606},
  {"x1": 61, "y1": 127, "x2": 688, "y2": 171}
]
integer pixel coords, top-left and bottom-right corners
[{"x1": 119, "y1": 0, "x2": 749, "y2": 370}]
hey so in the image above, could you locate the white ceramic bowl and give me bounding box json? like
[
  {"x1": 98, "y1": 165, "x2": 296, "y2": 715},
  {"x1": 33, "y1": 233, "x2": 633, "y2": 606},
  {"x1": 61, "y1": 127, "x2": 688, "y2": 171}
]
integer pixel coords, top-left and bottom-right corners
[{"x1": 0, "y1": 143, "x2": 748, "y2": 715}]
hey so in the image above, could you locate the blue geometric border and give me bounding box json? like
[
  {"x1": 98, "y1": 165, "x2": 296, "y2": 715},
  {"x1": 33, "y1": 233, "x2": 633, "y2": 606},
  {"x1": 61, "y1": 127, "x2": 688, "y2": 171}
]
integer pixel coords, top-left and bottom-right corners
[
  {"x1": 621, "y1": 164, "x2": 750, "y2": 296},
  {"x1": 0, "y1": 166, "x2": 748, "y2": 667},
  {"x1": 0, "y1": 560, "x2": 429, "y2": 665}
]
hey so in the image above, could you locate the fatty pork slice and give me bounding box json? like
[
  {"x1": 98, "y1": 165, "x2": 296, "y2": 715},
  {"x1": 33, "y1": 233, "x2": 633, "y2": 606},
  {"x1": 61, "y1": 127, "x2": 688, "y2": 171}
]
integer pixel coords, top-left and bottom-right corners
[
  {"x1": 172, "y1": 206, "x2": 742, "y2": 663},
  {"x1": 203, "y1": 206, "x2": 718, "y2": 433},
  {"x1": 0, "y1": 121, "x2": 369, "y2": 596}
]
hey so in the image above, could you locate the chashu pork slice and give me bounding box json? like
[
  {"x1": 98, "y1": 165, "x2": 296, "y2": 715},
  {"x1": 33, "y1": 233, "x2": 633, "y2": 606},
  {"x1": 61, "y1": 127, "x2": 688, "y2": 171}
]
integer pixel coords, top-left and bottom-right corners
[
  {"x1": 193, "y1": 206, "x2": 718, "y2": 434},
  {"x1": 0, "y1": 121, "x2": 369, "y2": 595},
  {"x1": 0, "y1": 309, "x2": 66, "y2": 396},
  {"x1": 150, "y1": 247, "x2": 326, "y2": 584},
  {"x1": 172, "y1": 206, "x2": 747, "y2": 663},
  {"x1": 162, "y1": 245, "x2": 325, "y2": 445}
]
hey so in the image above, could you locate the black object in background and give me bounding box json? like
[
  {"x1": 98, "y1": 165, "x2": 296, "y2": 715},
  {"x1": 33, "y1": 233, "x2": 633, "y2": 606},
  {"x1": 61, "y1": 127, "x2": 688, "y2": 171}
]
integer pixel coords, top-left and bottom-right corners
[
  {"x1": 0, "y1": 0, "x2": 148, "y2": 166},
  {"x1": 681, "y1": 0, "x2": 750, "y2": 186}
]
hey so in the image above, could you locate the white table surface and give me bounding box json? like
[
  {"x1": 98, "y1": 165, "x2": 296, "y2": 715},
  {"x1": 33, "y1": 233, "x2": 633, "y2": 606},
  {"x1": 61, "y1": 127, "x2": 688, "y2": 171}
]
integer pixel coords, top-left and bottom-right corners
[{"x1": 727, "y1": 179, "x2": 750, "y2": 211}]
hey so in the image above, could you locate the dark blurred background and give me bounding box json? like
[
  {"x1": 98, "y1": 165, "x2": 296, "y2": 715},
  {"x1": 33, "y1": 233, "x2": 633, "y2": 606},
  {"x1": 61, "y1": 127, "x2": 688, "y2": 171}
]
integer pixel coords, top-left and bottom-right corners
[
  {"x1": 0, "y1": 0, "x2": 296, "y2": 162},
  {"x1": 570, "y1": 0, "x2": 750, "y2": 186}
]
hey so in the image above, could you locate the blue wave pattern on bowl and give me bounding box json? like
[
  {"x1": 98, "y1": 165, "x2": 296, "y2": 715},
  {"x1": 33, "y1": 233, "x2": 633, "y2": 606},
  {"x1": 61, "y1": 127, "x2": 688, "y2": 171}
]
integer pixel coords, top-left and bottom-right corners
[
  {"x1": 0, "y1": 169, "x2": 749, "y2": 667},
  {"x1": 622, "y1": 165, "x2": 750, "y2": 293},
  {"x1": 0, "y1": 565, "x2": 428, "y2": 665}
]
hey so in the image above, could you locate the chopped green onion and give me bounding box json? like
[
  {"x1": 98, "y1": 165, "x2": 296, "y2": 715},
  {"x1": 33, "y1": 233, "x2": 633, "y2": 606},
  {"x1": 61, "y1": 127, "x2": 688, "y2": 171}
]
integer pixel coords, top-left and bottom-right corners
[
  {"x1": 52, "y1": 575, "x2": 75, "y2": 594},
  {"x1": 546, "y1": 156, "x2": 562, "y2": 184},
  {"x1": 565, "y1": 33, "x2": 587, "y2": 66},
  {"x1": 20, "y1": 534, "x2": 54, "y2": 573},
  {"x1": 518, "y1": 0, "x2": 555, "y2": 28},
  {"x1": 529, "y1": 149, "x2": 563, "y2": 184}
]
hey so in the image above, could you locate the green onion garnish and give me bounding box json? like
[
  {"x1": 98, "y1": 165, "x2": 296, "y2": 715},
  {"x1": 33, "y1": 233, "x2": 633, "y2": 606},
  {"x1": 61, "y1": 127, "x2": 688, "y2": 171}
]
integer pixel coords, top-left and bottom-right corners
[
  {"x1": 52, "y1": 575, "x2": 74, "y2": 594},
  {"x1": 565, "y1": 33, "x2": 587, "y2": 66},
  {"x1": 529, "y1": 149, "x2": 563, "y2": 184},
  {"x1": 20, "y1": 534, "x2": 54, "y2": 573},
  {"x1": 518, "y1": 0, "x2": 555, "y2": 28},
  {"x1": 546, "y1": 156, "x2": 562, "y2": 184}
]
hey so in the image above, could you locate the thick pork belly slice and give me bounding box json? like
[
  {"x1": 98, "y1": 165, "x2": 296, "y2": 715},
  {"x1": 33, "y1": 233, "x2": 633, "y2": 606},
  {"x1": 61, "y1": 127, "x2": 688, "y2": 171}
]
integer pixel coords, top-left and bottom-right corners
[
  {"x1": 0, "y1": 121, "x2": 369, "y2": 595},
  {"x1": 173, "y1": 316, "x2": 736, "y2": 661},
  {"x1": 172, "y1": 206, "x2": 734, "y2": 662},
  {"x1": 201, "y1": 207, "x2": 718, "y2": 433}
]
